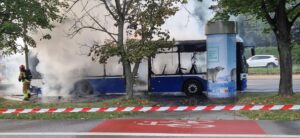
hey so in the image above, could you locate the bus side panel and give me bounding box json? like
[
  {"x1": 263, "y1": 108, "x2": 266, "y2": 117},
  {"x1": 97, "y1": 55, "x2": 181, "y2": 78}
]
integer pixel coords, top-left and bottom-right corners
[
  {"x1": 87, "y1": 77, "x2": 125, "y2": 94},
  {"x1": 150, "y1": 76, "x2": 184, "y2": 92},
  {"x1": 237, "y1": 42, "x2": 248, "y2": 91},
  {"x1": 150, "y1": 75, "x2": 208, "y2": 93},
  {"x1": 241, "y1": 79, "x2": 247, "y2": 91}
]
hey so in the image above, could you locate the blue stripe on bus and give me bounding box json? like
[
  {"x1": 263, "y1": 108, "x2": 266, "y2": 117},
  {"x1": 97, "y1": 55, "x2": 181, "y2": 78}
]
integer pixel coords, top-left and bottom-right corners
[
  {"x1": 150, "y1": 75, "x2": 207, "y2": 93},
  {"x1": 87, "y1": 77, "x2": 125, "y2": 94},
  {"x1": 86, "y1": 75, "x2": 208, "y2": 94}
]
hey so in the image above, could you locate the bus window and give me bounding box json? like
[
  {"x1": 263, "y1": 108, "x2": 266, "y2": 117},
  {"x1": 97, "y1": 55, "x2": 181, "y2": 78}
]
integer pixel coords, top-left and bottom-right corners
[
  {"x1": 152, "y1": 53, "x2": 179, "y2": 75},
  {"x1": 83, "y1": 62, "x2": 105, "y2": 76},
  {"x1": 106, "y1": 56, "x2": 123, "y2": 76},
  {"x1": 180, "y1": 52, "x2": 207, "y2": 74},
  {"x1": 180, "y1": 53, "x2": 193, "y2": 74}
]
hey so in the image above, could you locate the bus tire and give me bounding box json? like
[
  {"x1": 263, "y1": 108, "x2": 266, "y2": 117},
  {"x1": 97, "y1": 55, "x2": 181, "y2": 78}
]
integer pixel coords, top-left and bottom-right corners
[
  {"x1": 73, "y1": 80, "x2": 93, "y2": 96},
  {"x1": 183, "y1": 79, "x2": 203, "y2": 97}
]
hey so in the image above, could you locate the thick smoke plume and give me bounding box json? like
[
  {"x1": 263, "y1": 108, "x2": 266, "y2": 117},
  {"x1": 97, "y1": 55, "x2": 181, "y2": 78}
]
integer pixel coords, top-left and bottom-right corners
[
  {"x1": 154, "y1": 0, "x2": 214, "y2": 74},
  {"x1": 0, "y1": 53, "x2": 24, "y2": 95},
  {"x1": 164, "y1": 0, "x2": 215, "y2": 40},
  {"x1": 1, "y1": 0, "x2": 215, "y2": 97},
  {"x1": 32, "y1": 1, "x2": 120, "y2": 96}
]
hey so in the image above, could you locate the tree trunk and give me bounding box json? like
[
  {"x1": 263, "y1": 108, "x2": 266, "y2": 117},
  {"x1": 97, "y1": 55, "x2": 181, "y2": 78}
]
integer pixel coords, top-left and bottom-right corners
[
  {"x1": 23, "y1": 23, "x2": 29, "y2": 70},
  {"x1": 278, "y1": 39, "x2": 294, "y2": 96},
  {"x1": 117, "y1": 21, "x2": 135, "y2": 99},
  {"x1": 24, "y1": 44, "x2": 29, "y2": 70},
  {"x1": 124, "y1": 61, "x2": 134, "y2": 98},
  {"x1": 274, "y1": 2, "x2": 294, "y2": 96}
]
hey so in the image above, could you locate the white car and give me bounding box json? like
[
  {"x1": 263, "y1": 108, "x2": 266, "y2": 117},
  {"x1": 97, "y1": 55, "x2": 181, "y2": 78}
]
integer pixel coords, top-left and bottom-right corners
[{"x1": 246, "y1": 55, "x2": 279, "y2": 68}]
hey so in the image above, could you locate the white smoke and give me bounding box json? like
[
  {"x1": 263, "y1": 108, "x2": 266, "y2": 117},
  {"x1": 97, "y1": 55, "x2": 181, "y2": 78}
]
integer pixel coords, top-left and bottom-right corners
[
  {"x1": 34, "y1": 0, "x2": 216, "y2": 90},
  {"x1": 1, "y1": 0, "x2": 216, "y2": 97},
  {"x1": 32, "y1": 1, "x2": 116, "y2": 96},
  {"x1": 152, "y1": 0, "x2": 214, "y2": 74},
  {"x1": 0, "y1": 54, "x2": 24, "y2": 95},
  {"x1": 163, "y1": 0, "x2": 216, "y2": 40},
  {"x1": 0, "y1": 38, "x2": 27, "y2": 96},
  {"x1": 34, "y1": 30, "x2": 113, "y2": 96}
]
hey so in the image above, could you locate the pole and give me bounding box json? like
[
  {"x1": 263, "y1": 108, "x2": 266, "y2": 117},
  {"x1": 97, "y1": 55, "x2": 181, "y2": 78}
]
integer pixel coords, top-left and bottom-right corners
[{"x1": 147, "y1": 57, "x2": 151, "y2": 95}]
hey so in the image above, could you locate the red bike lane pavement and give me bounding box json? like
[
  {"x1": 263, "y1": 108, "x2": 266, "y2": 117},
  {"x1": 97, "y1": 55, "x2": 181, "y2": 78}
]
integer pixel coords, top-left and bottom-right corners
[{"x1": 90, "y1": 119, "x2": 266, "y2": 135}]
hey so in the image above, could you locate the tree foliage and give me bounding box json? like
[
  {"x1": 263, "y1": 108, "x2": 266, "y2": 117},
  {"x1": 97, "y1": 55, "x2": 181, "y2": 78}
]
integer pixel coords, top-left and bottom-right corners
[
  {"x1": 89, "y1": 39, "x2": 174, "y2": 64},
  {"x1": 86, "y1": 0, "x2": 181, "y2": 64},
  {"x1": 292, "y1": 44, "x2": 300, "y2": 64},
  {"x1": 70, "y1": 0, "x2": 184, "y2": 98},
  {"x1": 237, "y1": 15, "x2": 277, "y2": 47},
  {"x1": 213, "y1": 0, "x2": 300, "y2": 32},
  {"x1": 0, "y1": 0, "x2": 68, "y2": 56}
]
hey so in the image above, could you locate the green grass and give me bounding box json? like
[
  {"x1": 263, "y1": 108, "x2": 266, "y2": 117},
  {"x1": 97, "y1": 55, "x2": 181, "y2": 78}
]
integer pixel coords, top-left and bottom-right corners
[
  {"x1": 237, "y1": 93, "x2": 300, "y2": 120},
  {"x1": 248, "y1": 65, "x2": 300, "y2": 75},
  {"x1": 0, "y1": 97, "x2": 153, "y2": 119},
  {"x1": 2, "y1": 93, "x2": 300, "y2": 120},
  {"x1": 245, "y1": 46, "x2": 300, "y2": 65},
  {"x1": 245, "y1": 46, "x2": 300, "y2": 75}
]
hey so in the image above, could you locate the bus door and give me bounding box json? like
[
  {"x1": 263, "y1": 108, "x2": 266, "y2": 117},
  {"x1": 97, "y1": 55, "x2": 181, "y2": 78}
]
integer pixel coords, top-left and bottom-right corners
[
  {"x1": 149, "y1": 49, "x2": 184, "y2": 93},
  {"x1": 236, "y1": 42, "x2": 248, "y2": 91}
]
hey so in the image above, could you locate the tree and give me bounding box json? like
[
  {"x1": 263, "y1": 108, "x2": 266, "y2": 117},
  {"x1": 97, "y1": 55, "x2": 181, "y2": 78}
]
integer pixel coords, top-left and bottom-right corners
[
  {"x1": 292, "y1": 19, "x2": 300, "y2": 44},
  {"x1": 0, "y1": 1, "x2": 22, "y2": 55},
  {"x1": 0, "y1": 0, "x2": 67, "y2": 68},
  {"x1": 237, "y1": 15, "x2": 277, "y2": 47},
  {"x1": 69, "y1": 0, "x2": 184, "y2": 98},
  {"x1": 212, "y1": 0, "x2": 300, "y2": 96}
]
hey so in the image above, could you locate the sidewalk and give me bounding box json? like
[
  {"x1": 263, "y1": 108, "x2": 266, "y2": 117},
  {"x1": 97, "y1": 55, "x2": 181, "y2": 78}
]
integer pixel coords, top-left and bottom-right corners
[{"x1": 248, "y1": 74, "x2": 300, "y2": 80}]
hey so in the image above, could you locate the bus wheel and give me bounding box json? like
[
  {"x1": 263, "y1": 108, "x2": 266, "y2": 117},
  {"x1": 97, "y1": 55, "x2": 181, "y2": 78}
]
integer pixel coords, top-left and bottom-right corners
[
  {"x1": 72, "y1": 80, "x2": 93, "y2": 96},
  {"x1": 183, "y1": 80, "x2": 203, "y2": 97}
]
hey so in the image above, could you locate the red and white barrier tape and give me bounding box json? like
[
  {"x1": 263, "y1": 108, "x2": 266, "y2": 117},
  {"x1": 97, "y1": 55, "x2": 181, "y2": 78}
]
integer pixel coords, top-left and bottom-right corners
[{"x1": 0, "y1": 105, "x2": 299, "y2": 114}]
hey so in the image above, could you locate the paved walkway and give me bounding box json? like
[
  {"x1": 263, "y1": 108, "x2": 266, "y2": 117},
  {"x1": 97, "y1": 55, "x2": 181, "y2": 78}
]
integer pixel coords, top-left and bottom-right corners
[{"x1": 0, "y1": 119, "x2": 300, "y2": 138}]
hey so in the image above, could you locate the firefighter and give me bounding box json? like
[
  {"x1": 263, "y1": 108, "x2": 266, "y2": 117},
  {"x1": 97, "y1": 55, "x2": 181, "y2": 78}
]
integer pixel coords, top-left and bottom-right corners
[{"x1": 18, "y1": 65, "x2": 31, "y2": 101}]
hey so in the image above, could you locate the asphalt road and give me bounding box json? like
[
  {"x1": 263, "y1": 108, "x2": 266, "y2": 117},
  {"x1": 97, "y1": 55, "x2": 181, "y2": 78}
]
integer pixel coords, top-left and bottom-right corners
[{"x1": 247, "y1": 79, "x2": 300, "y2": 92}]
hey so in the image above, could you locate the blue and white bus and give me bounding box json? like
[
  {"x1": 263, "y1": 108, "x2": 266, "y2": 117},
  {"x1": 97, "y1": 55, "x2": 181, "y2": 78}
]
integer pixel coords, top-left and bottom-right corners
[{"x1": 70, "y1": 40, "x2": 248, "y2": 97}]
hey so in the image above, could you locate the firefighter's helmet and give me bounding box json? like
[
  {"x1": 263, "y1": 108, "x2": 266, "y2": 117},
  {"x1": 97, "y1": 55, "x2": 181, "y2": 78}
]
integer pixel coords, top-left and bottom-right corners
[{"x1": 19, "y1": 65, "x2": 25, "y2": 71}]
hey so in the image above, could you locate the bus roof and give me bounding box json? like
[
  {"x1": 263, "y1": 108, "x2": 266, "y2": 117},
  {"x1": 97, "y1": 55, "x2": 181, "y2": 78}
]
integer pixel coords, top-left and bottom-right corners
[
  {"x1": 159, "y1": 40, "x2": 243, "y2": 53},
  {"x1": 175, "y1": 40, "x2": 207, "y2": 52}
]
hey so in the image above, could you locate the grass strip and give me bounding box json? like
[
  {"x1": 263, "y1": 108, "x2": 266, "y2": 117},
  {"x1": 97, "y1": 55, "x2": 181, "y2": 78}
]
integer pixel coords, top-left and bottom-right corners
[
  {"x1": 237, "y1": 92, "x2": 300, "y2": 120},
  {"x1": 0, "y1": 97, "x2": 153, "y2": 119},
  {"x1": 248, "y1": 65, "x2": 300, "y2": 75}
]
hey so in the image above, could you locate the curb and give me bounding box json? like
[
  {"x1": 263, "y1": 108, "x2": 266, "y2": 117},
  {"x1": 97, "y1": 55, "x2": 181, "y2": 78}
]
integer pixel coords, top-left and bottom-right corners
[{"x1": 0, "y1": 105, "x2": 299, "y2": 114}]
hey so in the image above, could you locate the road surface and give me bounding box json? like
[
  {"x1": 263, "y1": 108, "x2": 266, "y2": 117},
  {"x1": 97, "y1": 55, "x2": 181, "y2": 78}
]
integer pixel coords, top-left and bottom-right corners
[{"x1": 247, "y1": 79, "x2": 300, "y2": 92}]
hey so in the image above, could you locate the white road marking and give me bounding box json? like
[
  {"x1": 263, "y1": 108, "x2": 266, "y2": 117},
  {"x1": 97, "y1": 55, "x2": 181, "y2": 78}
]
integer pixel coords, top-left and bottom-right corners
[{"x1": 0, "y1": 133, "x2": 299, "y2": 137}]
